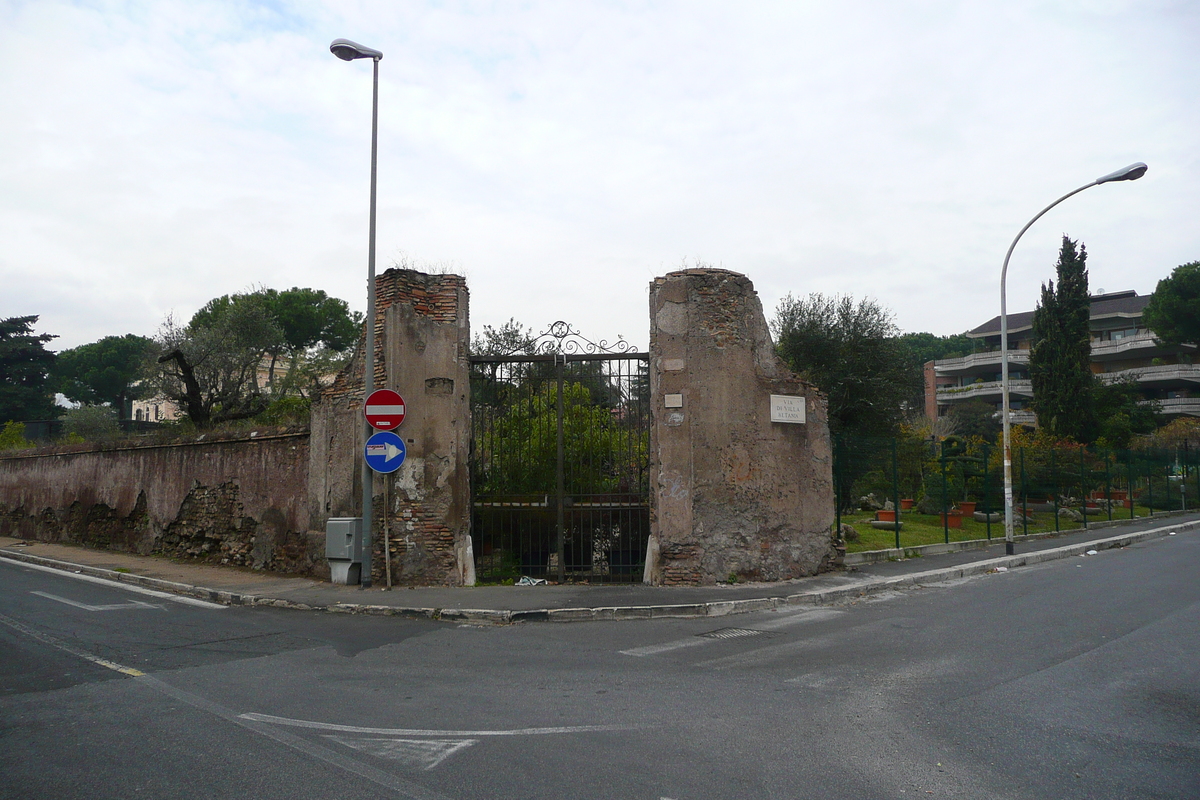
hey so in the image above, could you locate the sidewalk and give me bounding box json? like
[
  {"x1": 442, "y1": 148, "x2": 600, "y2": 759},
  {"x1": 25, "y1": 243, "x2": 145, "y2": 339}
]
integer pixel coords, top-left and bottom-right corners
[{"x1": 3, "y1": 512, "x2": 1198, "y2": 624}]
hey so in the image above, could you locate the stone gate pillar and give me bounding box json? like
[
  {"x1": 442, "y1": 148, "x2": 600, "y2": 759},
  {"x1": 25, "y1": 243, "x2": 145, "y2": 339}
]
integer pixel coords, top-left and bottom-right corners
[
  {"x1": 646, "y1": 268, "x2": 837, "y2": 585},
  {"x1": 309, "y1": 268, "x2": 473, "y2": 586}
]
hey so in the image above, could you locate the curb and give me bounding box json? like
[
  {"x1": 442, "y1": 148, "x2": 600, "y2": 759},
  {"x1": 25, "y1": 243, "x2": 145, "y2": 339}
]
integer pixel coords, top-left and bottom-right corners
[
  {"x1": 844, "y1": 509, "x2": 1197, "y2": 566},
  {"x1": 2, "y1": 520, "x2": 1195, "y2": 625}
]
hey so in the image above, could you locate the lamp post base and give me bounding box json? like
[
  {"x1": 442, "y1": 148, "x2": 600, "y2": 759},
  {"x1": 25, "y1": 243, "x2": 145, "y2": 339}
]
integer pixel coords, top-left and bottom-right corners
[{"x1": 1006, "y1": 542, "x2": 1015, "y2": 556}]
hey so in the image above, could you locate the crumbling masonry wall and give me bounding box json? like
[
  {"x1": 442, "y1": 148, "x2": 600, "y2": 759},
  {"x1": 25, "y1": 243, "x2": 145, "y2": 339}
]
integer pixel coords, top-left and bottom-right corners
[
  {"x1": 647, "y1": 268, "x2": 837, "y2": 585},
  {"x1": 308, "y1": 268, "x2": 472, "y2": 586},
  {"x1": 0, "y1": 432, "x2": 318, "y2": 573}
]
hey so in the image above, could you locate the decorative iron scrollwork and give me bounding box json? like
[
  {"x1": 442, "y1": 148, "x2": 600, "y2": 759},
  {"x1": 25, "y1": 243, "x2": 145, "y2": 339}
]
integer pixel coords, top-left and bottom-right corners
[{"x1": 489, "y1": 320, "x2": 639, "y2": 356}]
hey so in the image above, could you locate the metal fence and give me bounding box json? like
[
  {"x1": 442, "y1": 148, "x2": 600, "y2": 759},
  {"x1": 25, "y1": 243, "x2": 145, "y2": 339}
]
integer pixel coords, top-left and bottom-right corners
[
  {"x1": 833, "y1": 433, "x2": 1200, "y2": 549},
  {"x1": 469, "y1": 350, "x2": 650, "y2": 584}
]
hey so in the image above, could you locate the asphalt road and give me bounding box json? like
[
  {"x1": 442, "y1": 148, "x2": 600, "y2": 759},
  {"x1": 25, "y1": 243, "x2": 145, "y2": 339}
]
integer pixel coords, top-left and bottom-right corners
[{"x1": 2, "y1": 532, "x2": 1198, "y2": 800}]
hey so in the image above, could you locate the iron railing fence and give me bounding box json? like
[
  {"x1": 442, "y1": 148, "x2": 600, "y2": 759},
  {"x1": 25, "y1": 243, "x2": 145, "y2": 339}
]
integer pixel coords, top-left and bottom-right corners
[
  {"x1": 834, "y1": 433, "x2": 1200, "y2": 550},
  {"x1": 469, "y1": 352, "x2": 650, "y2": 584}
]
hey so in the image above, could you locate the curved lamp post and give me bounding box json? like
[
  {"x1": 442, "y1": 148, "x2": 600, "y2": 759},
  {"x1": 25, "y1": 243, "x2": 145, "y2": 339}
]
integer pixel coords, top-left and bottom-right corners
[
  {"x1": 1000, "y1": 162, "x2": 1147, "y2": 555},
  {"x1": 331, "y1": 38, "x2": 384, "y2": 588}
]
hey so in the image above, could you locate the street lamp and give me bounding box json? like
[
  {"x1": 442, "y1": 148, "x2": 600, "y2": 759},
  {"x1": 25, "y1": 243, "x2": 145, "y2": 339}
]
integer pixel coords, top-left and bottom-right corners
[
  {"x1": 331, "y1": 37, "x2": 383, "y2": 588},
  {"x1": 1000, "y1": 162, "x2": 1147, "y2": 556}
]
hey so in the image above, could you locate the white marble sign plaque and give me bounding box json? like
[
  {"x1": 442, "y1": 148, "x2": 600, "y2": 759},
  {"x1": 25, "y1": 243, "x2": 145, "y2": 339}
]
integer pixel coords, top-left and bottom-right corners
[{"x1": 770, "y1": 395, "x2": 806, "y2": 424}]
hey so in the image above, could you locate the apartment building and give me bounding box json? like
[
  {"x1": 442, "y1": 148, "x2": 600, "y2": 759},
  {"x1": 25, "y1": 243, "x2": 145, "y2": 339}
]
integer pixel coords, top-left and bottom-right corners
[{"x1": 924, "y1": 290, "x2": 1200, "y2": 425}]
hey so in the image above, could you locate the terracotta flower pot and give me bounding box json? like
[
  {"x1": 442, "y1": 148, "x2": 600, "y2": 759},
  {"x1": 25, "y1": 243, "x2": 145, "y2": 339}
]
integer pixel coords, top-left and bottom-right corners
[
  {"x1": 958, "y1": 501, "x2": 977, "y2": 515},
  {"x1": 900, "y1": 499, "x2": 914, "y2": 510},
  {"x1": 876, "y1": 510, "x2": 896, "y2": 522},
  {"x1": 940, "y1": 511, "x2": 963, "y2": 529}
]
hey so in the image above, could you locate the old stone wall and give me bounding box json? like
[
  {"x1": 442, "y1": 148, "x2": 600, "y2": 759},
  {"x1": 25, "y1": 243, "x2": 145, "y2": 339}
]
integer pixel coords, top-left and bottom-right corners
[
  {"x1": 309, "y1": 268, "x2": 472, "y2": 586},
  {"x1": 647, "y1": 268, "x2": 837, "y2": 585},
  {"x1": 0, "y1": 431, "x2": 319, "y2": 574}
]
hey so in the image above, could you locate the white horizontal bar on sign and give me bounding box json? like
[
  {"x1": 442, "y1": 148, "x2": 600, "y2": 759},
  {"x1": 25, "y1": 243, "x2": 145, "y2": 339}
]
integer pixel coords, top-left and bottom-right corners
[{"x1": 367, "y1": 404, "x2": 405, "y2": 414}]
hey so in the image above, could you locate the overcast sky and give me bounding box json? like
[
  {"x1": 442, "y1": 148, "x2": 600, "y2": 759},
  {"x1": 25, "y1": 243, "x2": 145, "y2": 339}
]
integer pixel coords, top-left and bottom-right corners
[{"x1": 3, "y1": 0, "x2": 1197, "y2": 352}]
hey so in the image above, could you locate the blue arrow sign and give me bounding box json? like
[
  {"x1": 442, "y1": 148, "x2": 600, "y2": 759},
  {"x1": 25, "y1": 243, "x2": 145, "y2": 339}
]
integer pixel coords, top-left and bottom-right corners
[{"x1": 364, "y1": 431, "x2": 406, "y2": 474}]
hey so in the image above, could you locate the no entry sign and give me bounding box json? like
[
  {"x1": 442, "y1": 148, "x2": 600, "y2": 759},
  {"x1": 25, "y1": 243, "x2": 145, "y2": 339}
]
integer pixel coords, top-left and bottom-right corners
[{"x1": 364, "y1": 389, "x2": 406, "y2": 430}]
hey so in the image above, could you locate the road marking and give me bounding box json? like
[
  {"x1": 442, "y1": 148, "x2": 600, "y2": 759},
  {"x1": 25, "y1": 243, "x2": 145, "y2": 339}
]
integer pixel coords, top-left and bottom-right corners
[
  {"x1": 5, "y1": 559, "x2": 227, "y2": 609},
  {"x1": 0, "y1": 611, "x2": 144, "y2": 677},
  {"x1": 136, "y1": 676, "x2": 454, "y2": 800},
  {"x1": 239, "y1": 713, "x2": 635, "y2": 737},
  {"x1": 326, "y1": 735, "x2": 478, "y2": 770},
  {"x1": 620, "y1": 608, "x2": 845, "y2": 656},
  {"x1": 31, "y1": 590, "x2": 164, "y2": 612}
]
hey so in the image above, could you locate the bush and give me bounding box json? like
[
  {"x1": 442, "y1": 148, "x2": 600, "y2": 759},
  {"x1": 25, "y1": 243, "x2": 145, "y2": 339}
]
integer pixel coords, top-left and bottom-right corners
[
  {"x1": 0, "y1": 420, "x2": 32, "y2": 451},
  {"x1": 62, "y1": 405, "x2": 119, "y2": 440}
]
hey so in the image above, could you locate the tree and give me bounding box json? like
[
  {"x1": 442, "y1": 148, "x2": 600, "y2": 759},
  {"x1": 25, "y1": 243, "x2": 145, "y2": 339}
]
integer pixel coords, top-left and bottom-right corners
[
  {"x1": 947, "y1": 398, "x2": 1002, "y2": 442},
  {"x1": 149, "y1": 286, "x2": 358, "y2": 428},
  {"x1": 0, "y1": 316, "x2": 57, "y2": 423},
  {"x1": 1092, "y1": 378, "x2": 1160, "y2": 450},
  {"x1": 62, "y1": 405, "x2": 120, "y2": 440},
  {"x1": 190, "y1": 287, "x2": 358, "y2": 392},
  {"x1": 1029, "y1": 236, "x2": 1095, "y2": 442},
  {"x1": 52, "y1": 334, "x2": 155, "y2": 418},
  {"x1": 772, "y1": 294, "x2": 918, "y2": 438},
  {"x1": 1142, "y1": 260, "x2": 1200, "y2": 345},
  {"x1": 896, "y1": 331, "x2": 975, "y2": 410},
  {"x1": 151, "y1": 296, "x2": 284, "y2": 428}
]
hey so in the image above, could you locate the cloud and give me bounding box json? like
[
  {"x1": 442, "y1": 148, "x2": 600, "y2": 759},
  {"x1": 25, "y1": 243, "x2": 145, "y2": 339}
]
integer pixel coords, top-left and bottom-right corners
[{"x1": 2, "y1": 0, "x2": 1197, "y2": 350}]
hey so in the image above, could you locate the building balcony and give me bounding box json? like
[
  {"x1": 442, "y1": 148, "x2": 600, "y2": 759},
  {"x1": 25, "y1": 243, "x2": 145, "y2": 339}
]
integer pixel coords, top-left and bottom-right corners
[
  {"x1": 1147, "y1": 397, "x2": 1200, "y2": 418},
  {"x1": 1099, "y1": 363, "x2": 1200, "y2": 388},
  {"x1": 936, "y1": 379, "x2": 1032, "y2": 403},
  {"x1": 1089, "y1": 330, "x2": 1160, "y2": 360},
  {"x1": 935, "y1": 350, "x2": 1028, "y2": 377}
]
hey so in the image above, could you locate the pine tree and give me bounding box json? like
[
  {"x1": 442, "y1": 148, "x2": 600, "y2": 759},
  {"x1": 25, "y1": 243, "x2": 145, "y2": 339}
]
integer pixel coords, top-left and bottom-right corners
[{"x1": 1029, "y1": 236, "x2": 1095, "y2": 441}]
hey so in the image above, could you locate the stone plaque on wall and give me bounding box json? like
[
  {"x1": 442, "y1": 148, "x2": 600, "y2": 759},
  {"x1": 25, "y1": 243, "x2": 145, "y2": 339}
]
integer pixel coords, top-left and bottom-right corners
[{"x1": 770, "y1": 394, "x2": 806, "y2": 424}]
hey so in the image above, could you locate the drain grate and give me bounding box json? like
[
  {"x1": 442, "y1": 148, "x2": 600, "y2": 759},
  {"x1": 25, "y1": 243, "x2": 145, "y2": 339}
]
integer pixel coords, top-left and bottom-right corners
[{"x1": 697, "y1": 627, "x2": 768, "y2": 640}]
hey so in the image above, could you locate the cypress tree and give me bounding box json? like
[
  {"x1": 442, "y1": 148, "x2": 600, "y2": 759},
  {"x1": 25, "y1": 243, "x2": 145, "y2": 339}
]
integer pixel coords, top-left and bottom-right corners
[{"x1": 1029, "y1": 236, "x2": 1095, "y2": 441}]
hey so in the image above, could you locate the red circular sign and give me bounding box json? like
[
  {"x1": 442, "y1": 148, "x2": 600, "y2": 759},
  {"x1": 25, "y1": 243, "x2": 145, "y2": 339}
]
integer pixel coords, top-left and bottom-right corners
[{"x1": 364, "y1": 389, "x2": 406, "y2": 430}]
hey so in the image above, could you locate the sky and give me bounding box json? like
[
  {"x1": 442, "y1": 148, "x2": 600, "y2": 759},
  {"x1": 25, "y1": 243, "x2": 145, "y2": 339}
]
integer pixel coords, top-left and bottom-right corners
[{"x1": 2, "y1": 0, "x2": 1197, "y2": 352}]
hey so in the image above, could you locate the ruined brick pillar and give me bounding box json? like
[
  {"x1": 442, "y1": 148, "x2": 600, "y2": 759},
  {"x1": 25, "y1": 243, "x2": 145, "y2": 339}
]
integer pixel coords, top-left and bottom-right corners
[
  {"x1": 646, "y1": 268, "x2": 836, "y2": 585},
  {"x1": 309, "y1": 268, "x2": 472, "y2": 586}
]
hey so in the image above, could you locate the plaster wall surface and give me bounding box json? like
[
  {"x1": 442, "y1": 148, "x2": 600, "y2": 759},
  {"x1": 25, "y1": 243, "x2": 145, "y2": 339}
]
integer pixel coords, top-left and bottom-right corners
[
  {"x1": 0, "y1": 432, "x2": 317, "y2": 574},
  {"x1": 648, "y1": 268, "x2": 837, "y2": 585},
  {"x1": 309, "y1": 268, "x2": 472, "y2": 586}
]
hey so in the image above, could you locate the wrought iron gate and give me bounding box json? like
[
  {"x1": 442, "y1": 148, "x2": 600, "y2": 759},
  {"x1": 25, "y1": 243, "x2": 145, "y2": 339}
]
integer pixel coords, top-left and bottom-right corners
[{"x1": 469, "y1": 322, "x2": 650, "y2": 584}]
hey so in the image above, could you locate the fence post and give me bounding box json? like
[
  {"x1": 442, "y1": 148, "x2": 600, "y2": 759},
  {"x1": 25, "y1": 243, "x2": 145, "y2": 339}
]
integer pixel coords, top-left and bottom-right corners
[
  {"x1": 1148, "y1": 450, "x2": 1154, "y2": 515},
  {"x1": 941, "y1": 440, "x2": 949, "y2": 545},
  {"x1": 1080, "y1": 446, "x2": 1088, "y2": 530},
  {"x1": 1020, "y1": 447, "x2": 1028, "y2": 537},
  {"x1": 834, "y1": 435, "x2": 842, "y2": 537},
  {"x1": 1051, "y1": 447, "x2": 1059, "y2": 532},
  {"x1": 1128, "y1": 450, "x2": 1135, "y2": 520},
  {"x1": 1105, "y1": 451, "x2": 1113, "y2": 522},
  {"x1": 983, "y1": 442, "x2": 991, "y2": 540},
  {"x1": 891, "y1": 437, "x2": 901, "y2": 550}
]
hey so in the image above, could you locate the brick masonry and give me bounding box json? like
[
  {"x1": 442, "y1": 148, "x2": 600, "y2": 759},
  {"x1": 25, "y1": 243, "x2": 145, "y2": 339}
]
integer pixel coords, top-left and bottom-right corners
[{"x1": 309, "y1": 267, "x2": 473, "y2": 586}]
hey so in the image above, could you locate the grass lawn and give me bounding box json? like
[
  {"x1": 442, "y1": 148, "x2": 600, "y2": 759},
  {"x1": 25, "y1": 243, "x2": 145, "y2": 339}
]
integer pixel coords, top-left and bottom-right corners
[{"x1": 842, "y1": 507, "x2": 1154, "y2": 553}]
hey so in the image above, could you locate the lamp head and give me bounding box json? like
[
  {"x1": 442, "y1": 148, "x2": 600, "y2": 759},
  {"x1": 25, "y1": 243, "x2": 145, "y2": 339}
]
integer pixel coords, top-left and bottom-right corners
[
  {"x1": 330, "y1": 38, "x2": 383, "y2": 61},
  {"x1": 1096, "y1": 162, "x2": 1148, "y2": 184}
]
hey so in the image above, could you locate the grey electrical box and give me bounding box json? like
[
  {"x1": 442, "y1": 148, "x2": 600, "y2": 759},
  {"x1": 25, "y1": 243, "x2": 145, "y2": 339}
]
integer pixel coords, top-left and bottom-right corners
[{"x1": 326, "y1": 517, "x2": 363, "y2": 561}]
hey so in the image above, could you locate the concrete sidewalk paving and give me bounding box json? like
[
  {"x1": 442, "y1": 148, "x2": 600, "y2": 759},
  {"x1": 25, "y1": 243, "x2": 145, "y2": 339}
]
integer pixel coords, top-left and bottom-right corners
[{"x1": 3, "y1": 512, "x2": 1198, "y2": 624}]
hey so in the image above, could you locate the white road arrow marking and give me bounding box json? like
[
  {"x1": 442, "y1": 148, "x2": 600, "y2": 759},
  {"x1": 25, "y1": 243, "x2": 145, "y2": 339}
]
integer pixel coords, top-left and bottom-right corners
[
  {"x1": 325, "y1": 736, "x2": 477, "y2": 770},
  {"x1": 31, "y1": 591, "x2": 164, "y2": 612}
]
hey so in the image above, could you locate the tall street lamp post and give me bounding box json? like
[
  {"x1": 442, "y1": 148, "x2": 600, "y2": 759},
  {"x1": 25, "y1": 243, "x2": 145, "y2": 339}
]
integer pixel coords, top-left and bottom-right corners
[
  {"x1": 331, "y1": 38, "x2": 384, "y2": 588},
  {"x1": 1000, "y1": 162, "x2": 1147, "y2": 556}
]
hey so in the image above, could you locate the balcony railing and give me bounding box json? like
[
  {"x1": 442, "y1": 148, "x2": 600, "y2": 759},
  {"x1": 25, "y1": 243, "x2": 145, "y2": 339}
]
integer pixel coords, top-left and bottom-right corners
[
  {"x1": 934, "y1": 350, "x2": 1028, "y2": 375},
  {"x1": 936, "y1": 379, "x2": 1032, "y2": 402},
  {"x1": 1148, "y1": 397, "x2": 1200, "y2": 417},
  {"x1": 1099, "y1": 363, "x2": 1200, "y2": 385},
  {"x1": 1090, "y1": 330, "x2": 1158, "y2": 357}
]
